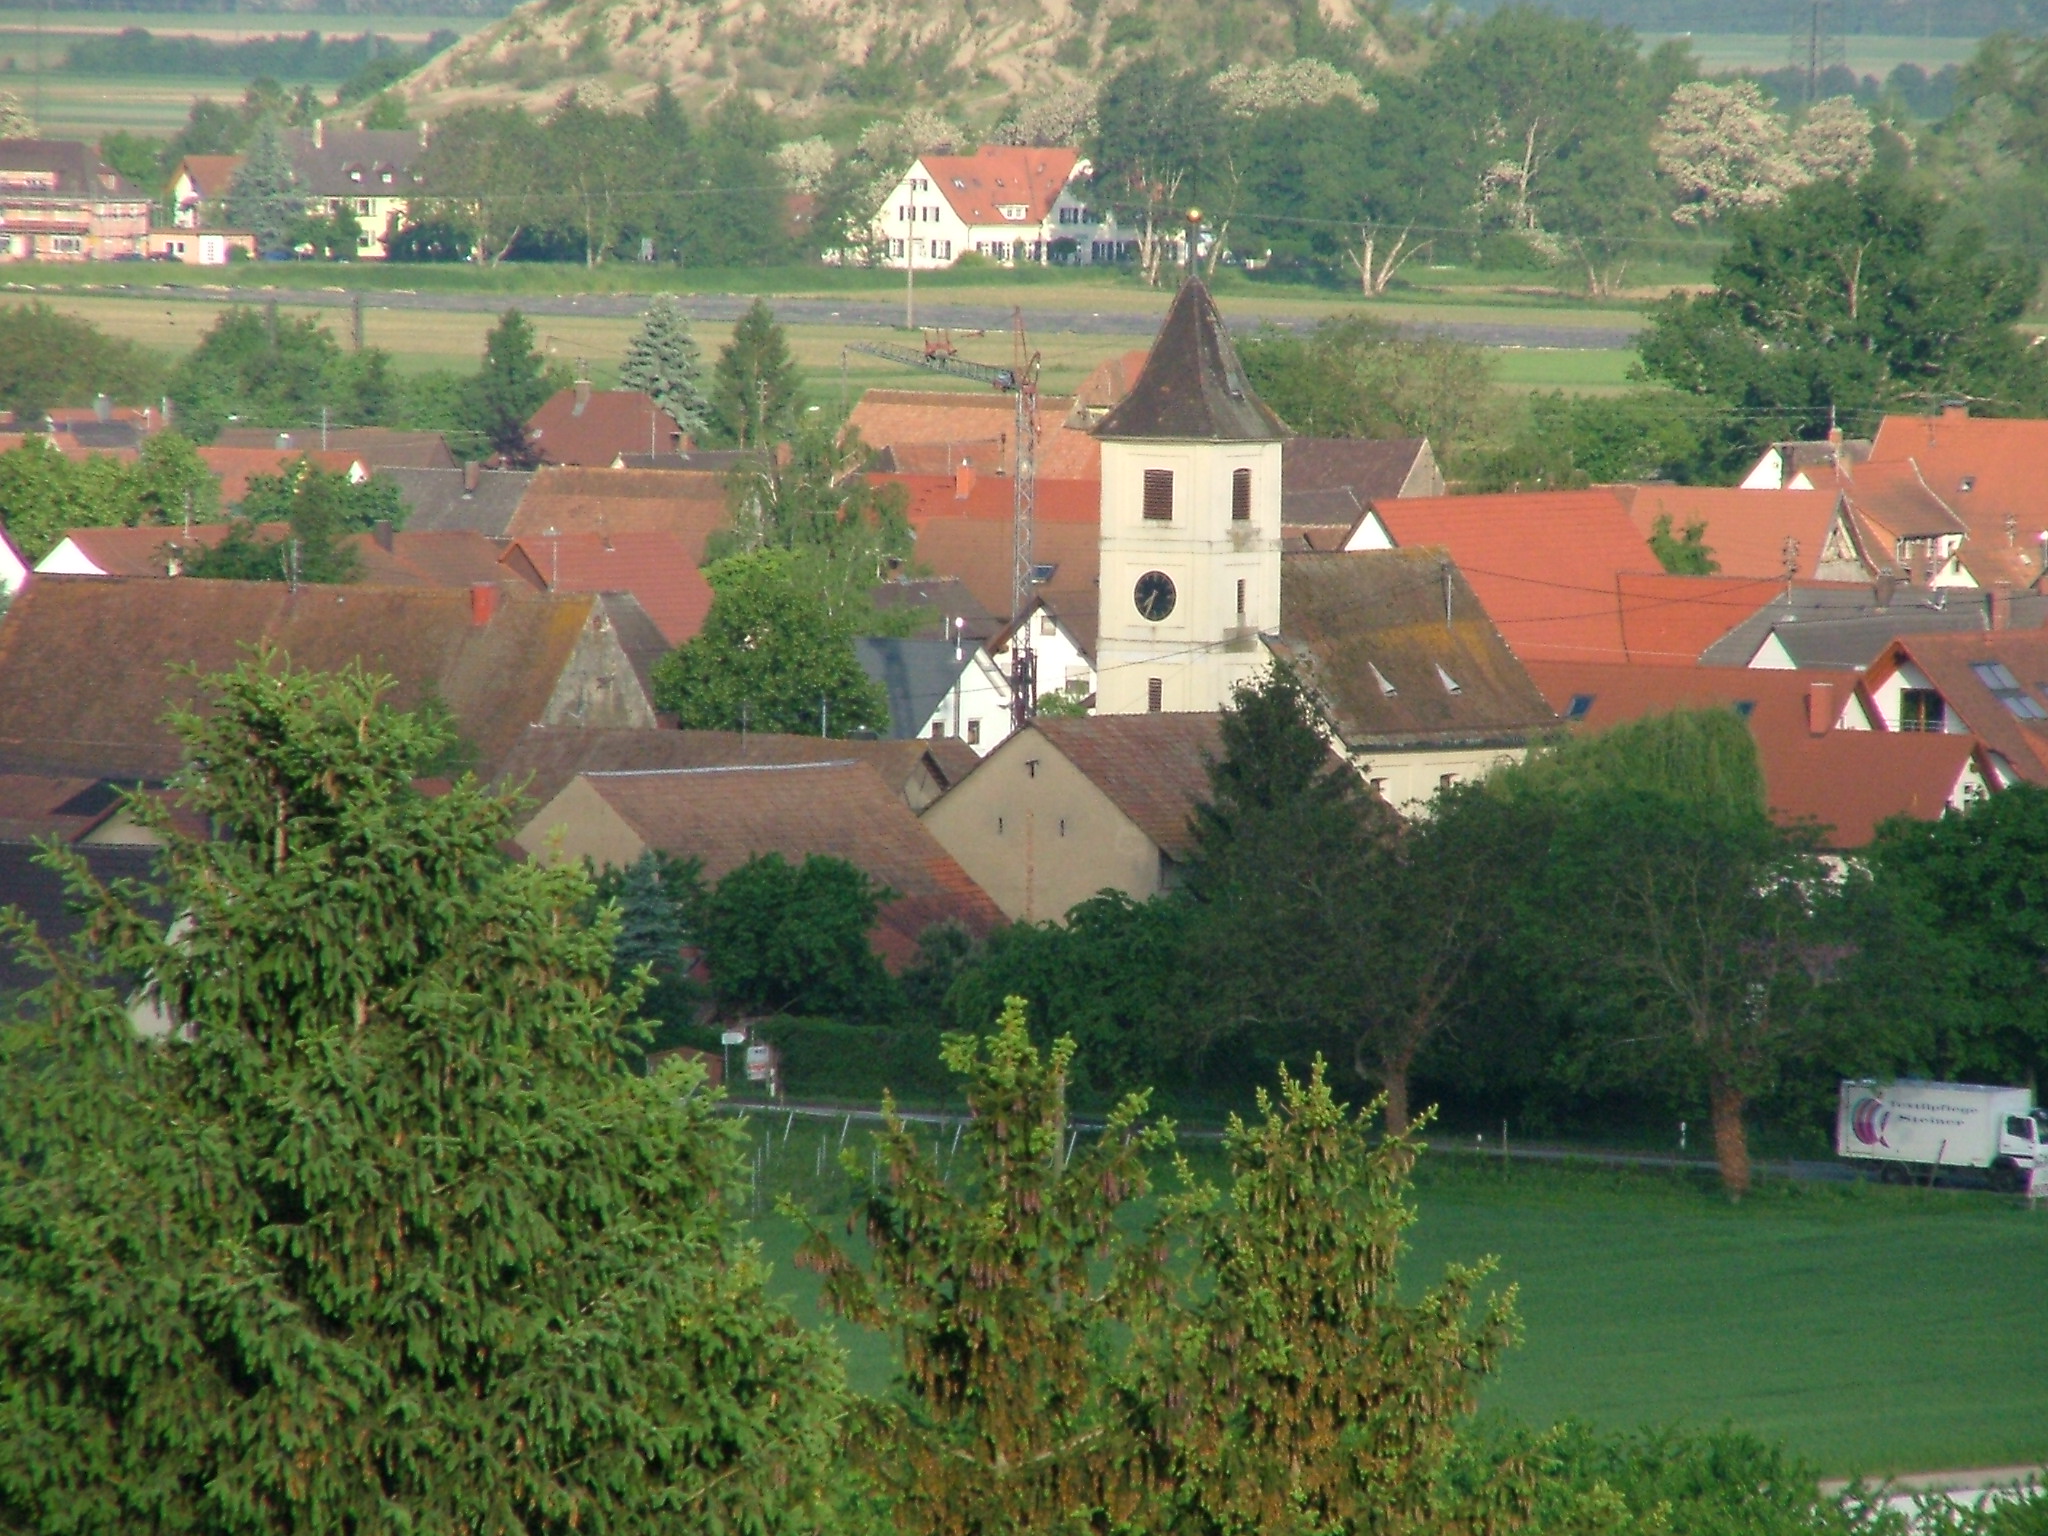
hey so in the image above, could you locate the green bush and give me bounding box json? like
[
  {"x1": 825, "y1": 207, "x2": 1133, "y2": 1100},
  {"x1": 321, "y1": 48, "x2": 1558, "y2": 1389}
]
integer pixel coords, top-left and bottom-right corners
[{"x1": 737, "y1": 1017, "x2": 958, "y2": 1104}]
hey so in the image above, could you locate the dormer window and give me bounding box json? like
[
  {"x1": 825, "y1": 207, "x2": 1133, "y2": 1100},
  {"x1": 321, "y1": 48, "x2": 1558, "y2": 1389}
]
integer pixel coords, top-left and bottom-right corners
[
  {"x1": 349, "y1": 168, "x2": 363, "y2": 182},
  {"x1": 380, "y1": 170, "x2": 393, "y2": 184},
  {"x1": 1959, "y1": 476, "x2": 1976, "y2": 491},
  {"x1": 1369, "y1": 662, "x2": 1397, "y2": 697},
  {"x1": 1435, "y1": 665, "x2": 1462, "y2": 696}
]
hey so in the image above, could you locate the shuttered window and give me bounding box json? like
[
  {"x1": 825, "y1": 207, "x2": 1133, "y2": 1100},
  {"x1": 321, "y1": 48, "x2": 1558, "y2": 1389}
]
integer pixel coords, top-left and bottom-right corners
[
  {"x1": 1143, "y1": 468, "x2": 1174, "y2": 520},
  {"x1": 1232, "y1": 467, "x2": 1251, "y2": 521}
]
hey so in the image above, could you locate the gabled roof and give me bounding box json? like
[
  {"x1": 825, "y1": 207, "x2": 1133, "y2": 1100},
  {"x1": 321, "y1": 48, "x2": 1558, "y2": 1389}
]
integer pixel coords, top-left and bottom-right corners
[
  {"x1": 36, "y1": 522, "x2": 277, "y2": 578},
  {"x1": 854, "y1": 637, "x2": 999, "y2": 739},
  {"x1": 172, "y1": 153, "x2": 242, "y2": 198},
  {"x1": 1615, "y1": 486, "x2": 1842, "y2": 581},
  {"x1": 0, "y1": 843, "x2": 163, "y2": 995},
  {"x1": 1366, "y1": 489, "x2": 1779, "y2": 664},
  {"x1": 1070, "y1": 349, "x2": 1152, "y2": 425},
  {"x1": 849, "y1": 389, "x2": 1091, "y2": 479},
  {"x1": 282, "y1": 125, "x2": 425, "y2": 197},
  {"x1": 526, "y1": 388, "x2": 684, "y2": 469},
  {"x1": 1699, "y1": 583, "x2": 2048, "y2": 669},
  {"x1": 1867, "y1": 628, "x2": 2048, "y2": 782},
  {"x1": 384, "y1": 466, "x2": 534, "y2": 535},
  {"x1": 0, "y1": 579, "x2": 636, "y2": 780},
  {"x1": 1272, "y1": 550, "x2": 1558, "y2": 751},
  {"x1": 214, "y1": 426, "x2": 455, "y2": 470},
  {"x1": 525, "y1": 761, "x2": 1005, "y2": 962},
  {"x1": 1524, "y1": 660, "x2": 1986, "y2": 847},
  {"x1": 196, "y1": 447, "x2": 364, "y2": 506},
  {"x1": 1283, "y1": 438, "x2": 1437, "y2": 525},
  {"x1": 0, "y1": 772, "x2": 110, "y2": 843},
  {"x1": 916, "y1": 144, "x2": 1081, "y2": 227},
  {"x1": 507, "y1": 466, "x2": 731, "y2": 547},
  {"x1": 907, "y1": 517, "x2": 1100, "y2": 641},
  {"x1": 350, "y1": 529, "x2": 513, "y2": 589},
  {"x1": 499, "y1": 530, "x2": 711, "y2": 646},
  {"x1": 870, "y1": 576, "x2": 1004, "y2": 643},
  {"x1": 1868, "y1": 410, "x2": 2048, "y2": 588},
  {"x1": 1029, "y1": 713, "x2": 1223, "y2": 860},
  {"x1": 490, "y1": 726, "x2": 980, "y2": 813},
  {"x1": 0, "y1": 138, "x2": 137, "y2": 196},
  {"x1": 876, "y1": 470, "x2": 1099, "y2": 524},
  {"x1": 1094, "y1": 280, "x2": 1287, "y2": 444}
]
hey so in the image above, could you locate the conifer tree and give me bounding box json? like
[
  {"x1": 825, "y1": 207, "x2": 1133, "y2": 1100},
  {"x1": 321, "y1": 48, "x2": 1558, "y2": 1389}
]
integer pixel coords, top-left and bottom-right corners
[
  {"x1": 620, "y1": 293, "x2": 713, "y2": 439},
  {"x1": 467, "y1": 307, "x2": 554, "y2": 463},
  {"x1": 712, "y1": 297, "x2": 800, "y2": 448},
  {"x1": 0, "y1": 655, "x2": 844, "y2": 1534},
  {"x1": 224, "y1": 114, "x2": 301, "y2": 254}
]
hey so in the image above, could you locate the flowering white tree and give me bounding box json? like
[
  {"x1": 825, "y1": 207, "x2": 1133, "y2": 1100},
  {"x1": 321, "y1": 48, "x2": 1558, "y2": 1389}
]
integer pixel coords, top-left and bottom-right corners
[
  {"x1": 1209, "y1": 59, "x2": 1376, "y2": 119},
  {"x1": 991, "y1": 85, "x2": 1099, "y2": 147},
  {"x1": 773, "y1": 137, "x2": 837, "y2": 195},
  {"x1": 1655, "y1": 80, "x2": 1800, "y2": 226},
  {"x1": 1789, "y1": 95, "x2": 1876, "y2": 184}
]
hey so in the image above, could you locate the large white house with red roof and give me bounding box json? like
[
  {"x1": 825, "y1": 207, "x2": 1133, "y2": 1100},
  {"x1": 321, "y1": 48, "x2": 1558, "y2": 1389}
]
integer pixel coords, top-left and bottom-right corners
[{"x1": 868, "y1": 145, "x2": 1125, "y2": 268}]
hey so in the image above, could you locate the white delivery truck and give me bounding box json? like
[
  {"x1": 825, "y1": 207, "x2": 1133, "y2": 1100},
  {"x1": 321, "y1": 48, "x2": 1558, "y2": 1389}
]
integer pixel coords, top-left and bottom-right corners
[{"x1": 1836, "y1": 1080, "x2": 2048, "y2": 1190}]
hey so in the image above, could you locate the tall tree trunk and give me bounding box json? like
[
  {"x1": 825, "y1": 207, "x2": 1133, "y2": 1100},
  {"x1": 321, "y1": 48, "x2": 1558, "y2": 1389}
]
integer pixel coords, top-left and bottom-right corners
[
  {"x1": 1708, "y1": 1075, "x2": 1751, "y2": 1201},
  {"x1": 1381, "y1": 1066, "x2": 1412, "y2": 1137}
]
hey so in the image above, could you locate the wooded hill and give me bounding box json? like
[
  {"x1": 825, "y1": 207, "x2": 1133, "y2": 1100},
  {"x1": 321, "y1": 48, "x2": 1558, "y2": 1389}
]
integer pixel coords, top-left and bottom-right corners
[{"x1": 403, "y1": 0, "x2": 1401, "y2": 120}]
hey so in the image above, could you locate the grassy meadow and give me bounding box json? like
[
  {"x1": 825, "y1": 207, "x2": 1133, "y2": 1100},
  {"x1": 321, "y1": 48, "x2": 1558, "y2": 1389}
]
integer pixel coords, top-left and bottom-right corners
[{"x1": 737, "y1": 1114, "x2": 2048, "y2": 1480}]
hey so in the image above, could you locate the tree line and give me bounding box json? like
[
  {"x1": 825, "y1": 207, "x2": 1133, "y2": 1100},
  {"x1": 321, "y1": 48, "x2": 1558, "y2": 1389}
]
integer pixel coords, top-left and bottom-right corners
[{"x1": 2, "y1": 653, "x2": 2040, "y2": 1532}]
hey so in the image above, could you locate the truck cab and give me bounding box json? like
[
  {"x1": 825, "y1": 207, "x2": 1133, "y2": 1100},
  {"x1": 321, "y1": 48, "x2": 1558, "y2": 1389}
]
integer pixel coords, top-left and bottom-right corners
[{"x1": 1999, "y1": 1113, "x2": 2046, "y2": 1176}]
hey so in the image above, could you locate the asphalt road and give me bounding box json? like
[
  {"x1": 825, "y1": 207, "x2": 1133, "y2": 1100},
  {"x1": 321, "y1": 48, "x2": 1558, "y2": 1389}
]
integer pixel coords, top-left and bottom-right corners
[{"x1": 69, "y1": 281, "x2": 1644, "y2": 350}]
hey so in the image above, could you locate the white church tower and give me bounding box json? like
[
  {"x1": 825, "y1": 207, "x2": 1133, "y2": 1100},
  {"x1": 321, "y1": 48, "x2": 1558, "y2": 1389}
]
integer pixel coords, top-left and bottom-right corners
[{"x1": 1092, "y1": 280, "x2": 1286, "y2": 715}]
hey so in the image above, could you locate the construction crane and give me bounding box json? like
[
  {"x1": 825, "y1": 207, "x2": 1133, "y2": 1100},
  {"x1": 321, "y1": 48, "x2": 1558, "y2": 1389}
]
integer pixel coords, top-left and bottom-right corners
[{"x1": 845, "y1": 311, "x2": 1043, "y2": 726}]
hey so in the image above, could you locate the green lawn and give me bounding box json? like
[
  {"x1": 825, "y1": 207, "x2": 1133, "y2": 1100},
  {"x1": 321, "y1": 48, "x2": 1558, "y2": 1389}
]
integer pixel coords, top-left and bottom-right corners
[
  {"x1": 740, "y1": 1126, "x2": 2048, "y2": 1480},
  {"x1": 1656, "y1": 32, "x2": 1984, "y2": 75}
]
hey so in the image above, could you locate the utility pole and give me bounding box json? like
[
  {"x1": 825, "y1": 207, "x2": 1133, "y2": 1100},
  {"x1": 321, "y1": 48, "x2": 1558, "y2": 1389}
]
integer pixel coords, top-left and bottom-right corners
[{"x1": 903, "y1": 236, "x2": 926, "y2": 330}]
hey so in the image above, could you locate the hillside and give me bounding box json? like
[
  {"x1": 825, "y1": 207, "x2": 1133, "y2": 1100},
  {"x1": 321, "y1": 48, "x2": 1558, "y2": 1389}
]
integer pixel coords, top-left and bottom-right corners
[{"x1": 402, "y1": 0, "x2": 1395, "y2": 122}]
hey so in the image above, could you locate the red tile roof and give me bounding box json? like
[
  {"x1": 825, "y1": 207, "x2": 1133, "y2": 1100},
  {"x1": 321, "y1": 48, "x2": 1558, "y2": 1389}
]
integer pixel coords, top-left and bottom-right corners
[
  {"x1": 918, "y1": 145, "x2": 1081, "y2": 228},
  {"x1": 507, "y1": 466, "x2": 732, "y2": 553},
  {"x1": 525, "y1": 388, "x2": 684, "y2": 468},
  {"x1": 174, "y1": 153, "x2": 242, "y2": 198},
  {"x1": 908, "y1": 518, "x2": 1100, "y2": 639},
  {"x1": 197, "y1": 447, "x2": 365, "y2": 506},
  {"x1": 1616, "y1": 486, "x2": 1842, "y2": 581},
  {"x1": 38, "y1": 522, "x2": 282, "y2": 577},
  {"x1": 350, "y1": 529, "x2": 513, "y2": 589},
  {"x1": 500, "y1": 530, "x2": 711, "y2": 646},
  {"x1": 850, "y1": 388, "x2": 1098, "y2": 479},
  {"x1": 1864, "y1": 628, "x2": 2048, "y2": 782},
  {"x1": 1369, "y1": 490, "x2": 1781, "y2": 663},
  {"x1": 1524, "y1": 660, "x2": 1984, "y2": 846},
  {"x1": 878, "y1": 471, "x2": 1099, "y2": 525},
  {"x1": 1868, "y1": 411, "x2": 2048, "y2": 588}
]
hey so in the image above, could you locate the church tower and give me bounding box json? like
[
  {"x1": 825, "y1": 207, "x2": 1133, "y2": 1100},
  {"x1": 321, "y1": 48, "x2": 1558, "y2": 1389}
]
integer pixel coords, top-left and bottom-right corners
[{"x1": 1092, "y1": 280, "x2": 1287, "y2": 715}]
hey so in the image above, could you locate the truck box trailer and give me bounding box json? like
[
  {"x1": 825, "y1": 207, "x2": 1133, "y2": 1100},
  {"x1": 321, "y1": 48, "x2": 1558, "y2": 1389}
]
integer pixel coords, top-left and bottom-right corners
[{"x1": 1836, "y1": 1080, "x2": 2047, "y2": 1189}]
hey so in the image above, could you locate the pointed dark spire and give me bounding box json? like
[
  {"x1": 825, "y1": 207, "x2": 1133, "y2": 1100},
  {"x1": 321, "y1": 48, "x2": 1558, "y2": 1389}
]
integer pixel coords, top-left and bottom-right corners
[{"x1": 1093, "y1": 279, "x2": 1287, "y2": 444}]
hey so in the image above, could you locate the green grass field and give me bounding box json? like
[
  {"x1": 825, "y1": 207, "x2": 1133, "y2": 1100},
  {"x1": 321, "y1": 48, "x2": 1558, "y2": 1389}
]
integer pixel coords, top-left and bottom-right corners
[
  {"x1": 1650, "y1": 32, "x2": 1983, "y2": 75},
  {"x1": 739, "y1": 1121, "x2": 2048, "y2": 1480}
]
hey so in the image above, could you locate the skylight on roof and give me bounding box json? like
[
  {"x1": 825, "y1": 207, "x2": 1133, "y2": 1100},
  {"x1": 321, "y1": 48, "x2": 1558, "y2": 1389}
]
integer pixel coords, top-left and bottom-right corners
[
  {"x1": 1566, "y1": 694, "x2": 1595, "y2": 720},
  {"x1": 1971, "y1": 660, "x2": 2048, "y2": 719},
  {"x1": 1734, "y1": 700, "x2": 1757, "y2": 719},
  {"x1": 1435, "y1": 664, "x2": 1462, "y2": 696},
  {"x1": 1031, "y1": 562, "x2": 1057, "y2": 583}
]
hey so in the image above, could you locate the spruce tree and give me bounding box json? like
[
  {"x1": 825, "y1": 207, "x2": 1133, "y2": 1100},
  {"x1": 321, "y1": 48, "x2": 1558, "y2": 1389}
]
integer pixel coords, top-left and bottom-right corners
[
  {"x1": 0, "y1": 655, "x2": 844, "y2": 1534},
  {"x1": 620, "y1": 293, "x2": 712, "y2": 439},
  {"x1": 224, "y1": 114, "x2": 301, "y2": 255},
  {"x1": 711, "y1": 297, "x2": 800, "y2": 448},
  {"x1": 467, "y1": 307, "x2": 554, "y2": 463}
]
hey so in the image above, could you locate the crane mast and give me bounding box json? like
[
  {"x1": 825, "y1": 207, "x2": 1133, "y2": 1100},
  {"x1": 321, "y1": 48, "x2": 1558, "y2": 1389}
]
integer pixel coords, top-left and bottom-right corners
[{"x1": 844, "y1": 311, "x2": 1042, "y2": 727}]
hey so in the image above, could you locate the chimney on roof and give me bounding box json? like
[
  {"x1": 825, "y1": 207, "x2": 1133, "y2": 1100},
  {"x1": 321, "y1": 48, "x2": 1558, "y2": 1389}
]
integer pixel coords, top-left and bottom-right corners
[
  {"x1": 313, "y1": 118, "x2": 324, "y2": 151},
  {"x1": 955, "y1": 457, "x2": 975, "y2": 500},
  {"x1": 275, "y1": 431, "x2": 293, "y2": 450},
  {"x1": 1943, "y1": 400, "x2": 1968, "y2": 420},
  {"x1": 1807, "y1": 682, "x2": 1836, "y2": 736},
  {"x1": 470, "y1": 582, "x2": 500, "y2": 626},
  {"x1": 462, "y1": 459, "x2": 480, "y2": 494},
  {"x1": 1991, "y1": 579, "x2": 2013, "y2": 631},
  {"x1": 1874, "y1": 572, "x2": 1897, "y2": 608},
  {"x1": 93, "y1": 393, "x2": 111, "y2": 424},
  {"x1": 573, "y1": 377, "x2": 591, "y2": 413},
  {"x1": 372, "y1": 518, "x2": 394, "y2": 552}
]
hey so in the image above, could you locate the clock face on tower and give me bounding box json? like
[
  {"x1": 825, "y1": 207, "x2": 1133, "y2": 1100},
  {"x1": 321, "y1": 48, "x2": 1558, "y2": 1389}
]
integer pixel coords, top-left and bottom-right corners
[{"x1": 1133, "y1": 570, "x2": 1177, "y2": 622}]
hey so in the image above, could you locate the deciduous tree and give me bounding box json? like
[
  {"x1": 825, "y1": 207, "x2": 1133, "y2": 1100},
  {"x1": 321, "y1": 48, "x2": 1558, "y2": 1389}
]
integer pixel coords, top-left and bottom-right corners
[
  {"x1": 697, "y1": 852, "x2": 896, "y2": 1020},
  {"x1": 1656, "y1": 79, "x2": 1798, "y2": 227},
  {"x1": 0, "y1": 655, "x2": 845, "y2": 1534}
]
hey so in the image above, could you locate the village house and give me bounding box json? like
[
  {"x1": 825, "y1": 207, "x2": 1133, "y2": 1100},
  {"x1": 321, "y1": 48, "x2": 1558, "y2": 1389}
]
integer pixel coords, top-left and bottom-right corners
[
  {"x1": 525, "y1": 384, "x2": 686, "y2": 467},
  {"x1": 283, "y1": 120, "x2": 429, "y2": 260},
  {"x1": 1704, "y1": 583, "x2": 2048, "y2": 671},
  {"x1": 1860, "y1": 626, "x2": 2048, "y2": 784},
  {"x1": 854, "y1": 636, "x2": 1015, "y2": 754},
  {"x1": 168, "y1": 153, "x2": 241, "y2": 228},
  {"x1": 384, "y1": 463, "x2": 536, "y2": 535},
  {"x1": 0, "y1": 139, "x2": 150, "y2": 261},
  {"x1": 919, "y1": 713, "x2": 1222, "y2": 923},
  {"x1": 867, "y1": 145, "x2": 1119, "y2": 269}
]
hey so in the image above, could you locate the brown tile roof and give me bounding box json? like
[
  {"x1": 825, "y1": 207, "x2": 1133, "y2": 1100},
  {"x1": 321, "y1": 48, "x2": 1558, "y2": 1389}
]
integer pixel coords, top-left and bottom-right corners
[
  {"x1": 349, "y1": 529, "x2": 514, "y2": 589},
  {"x1": 1273, "y1": 551, "x2": 1558, "y2": 750},
  {"x1": 1029, "y1": 713, "x2": 1222, "y2": 859},
  {"x1": 0, "y1": 772, "x2": 105, "y2": 843},
  {"x1": 213, "y1": 427, "x2": 455, "y2": 470},
  {"x1": 850, "y1": 389, "x2": 1094, "y2": 479},
  {"x1": 384, "y1": 466, "x2": 535, "y2": 536},
  {"x1": 282, "y1": 125, "x2": 425, "y2": 198},
  {"x1": 1616, "y1": 485, "x2": 1843, "y2": 581},
  {"x1": 540, "y1": 761, "x2": 1004, "y2": 963},
  {"x1": 1865, "y1": 628, "x2": 2048, "y2": 782},
  {"x1": 492, "y1": 726, "x2": 978, "y2": 815},
  {"x1": 173, "y1": 153, "x2": 241, "y2": 199},
  {"x1": 525, "y1": 388, "x2": 684, "y2": 468},
  {"x1": 0, "y1": 578, "x2": 619, "y2": 780},
  {"x1": 1370, "y1": 490, "x2": 1780, "y2": 664},
  {"x1": 871, "y1": 576, "x2": 1003, "y2": 642},
  {"x1": 1095, "y1": 280, "x2": 1287, "y2": 444},
  {"x1": 1524, "y1": 660, "x2": 1986, "y2": 847},
  {"x1": 197, "y1": 447, "x2": 365, "y2": 506},
  {"x1": 919, "y1": 144, "x2": 1081, "y2": 227},
  {"x1": 878, "y1": 470, "x2": 1099, "y2": 524},
  {"x1": 1835, "y1": 459, "x2": 1967, "y2": 573},
  {"x1": 0, "y1": 139, "x2": 138, "y2": 196},
  {"x1": 1283, "y1": 438, "x2": 1435, "y2": 524},
  {"x1": 38, "y1": 522, "x2": 281, "y2": 577},
  {"x1": 500, "y1": 530, "x2": 711, "y2": 646},
  {"x1": 507, "y1": 466, "x2": 731, "y2": 551}
]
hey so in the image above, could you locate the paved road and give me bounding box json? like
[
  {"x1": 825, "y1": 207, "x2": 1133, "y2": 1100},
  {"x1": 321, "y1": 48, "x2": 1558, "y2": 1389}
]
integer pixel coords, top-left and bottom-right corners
[{"x1": 64, "y1": 281, "x2": 1643, "y2": 350}]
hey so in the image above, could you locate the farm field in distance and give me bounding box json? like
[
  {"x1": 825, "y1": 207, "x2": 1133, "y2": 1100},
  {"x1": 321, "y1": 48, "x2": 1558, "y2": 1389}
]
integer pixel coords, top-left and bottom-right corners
[
  {"x1": 1644, "y1": 32, "x2": 1981, "y2": 74},
  {"x1": 740, "y1": 1123, "x2": 2048, "y2": 1481}
]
